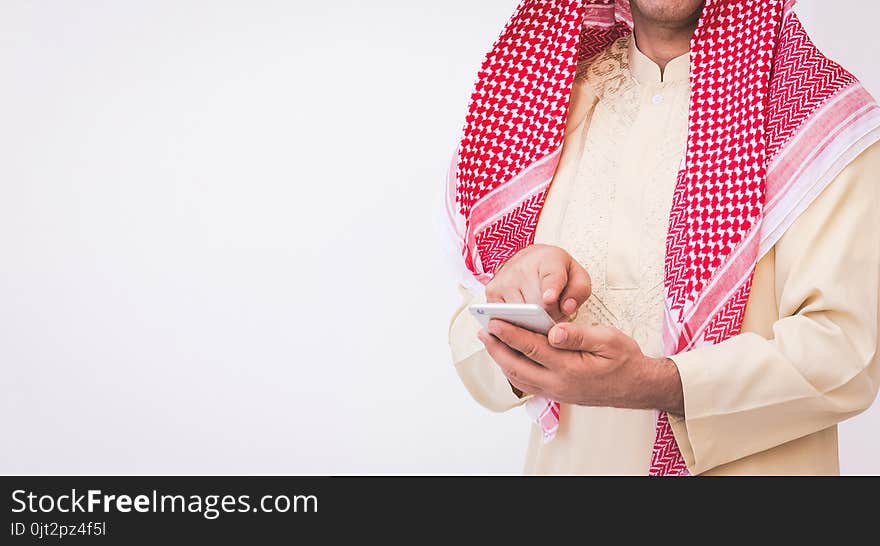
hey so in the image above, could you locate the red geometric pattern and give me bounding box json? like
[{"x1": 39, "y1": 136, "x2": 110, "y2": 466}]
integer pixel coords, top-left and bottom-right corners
[
  {"x1": 473, "y1": 189, "x2": 549, "y2": 274},
  {"x1": 577, "y1": 22, "x2": 630, "y2": 62},
  {"x1": 701, "y1": 277, "x2": 755, "y2": 346},
  {"x1": 649, "y1": 413, "x2": 691, "y2": 476},
  {"x1": 765, "y1": 14, "x2": 857, "y2": 161},
  {"x1": 452, "y1": 0, "x2": 871, "y2": 475},
  {"x1": 456, "y1": 0, "x2": 590, "y2": 216},
  {"x1": 662, "y1": 0, "x2": 778, "y2": 315},
  {"x1": 651, "y1": 1, "x2": 785, "y2": 475}
]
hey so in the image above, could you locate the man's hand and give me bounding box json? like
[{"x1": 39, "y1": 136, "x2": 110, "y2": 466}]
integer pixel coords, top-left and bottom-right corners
[
  {"x1": 486, "y1": 244, "x2": 592, "y2": 322},
  {"x1": 477, "y1": 319, "x2": 684, "y2": 414}
]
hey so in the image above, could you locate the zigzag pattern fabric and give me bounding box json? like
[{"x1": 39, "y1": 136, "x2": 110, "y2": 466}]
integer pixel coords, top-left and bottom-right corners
[{"x1": 450, "y1": 0, "x2": 879, "y2": 475}]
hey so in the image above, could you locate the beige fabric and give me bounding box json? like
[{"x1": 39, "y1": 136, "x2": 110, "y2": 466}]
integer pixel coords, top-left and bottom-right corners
[{"x1": 448, "y1": 35, "x2": 880, "y2": 475}]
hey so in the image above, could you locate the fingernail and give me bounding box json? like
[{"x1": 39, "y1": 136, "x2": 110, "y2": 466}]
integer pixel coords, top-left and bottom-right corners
[
  {"x1": 563, "y1": 298, "x2": 578, "y2": 314},
  {"x1": 543, "y1": 289, "x2": 555, "y2": 301},
  {"x1": 478, "y1": 329, "x2": 489, "y2": 343},
  {"x1": 551, "y1": 326, "x2": 568, "y2": 344}
]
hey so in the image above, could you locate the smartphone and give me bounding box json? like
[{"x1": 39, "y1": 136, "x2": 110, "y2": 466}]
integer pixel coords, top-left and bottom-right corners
[{"x1": 468, "y1": 303, "x2": 557, "y2": 335}]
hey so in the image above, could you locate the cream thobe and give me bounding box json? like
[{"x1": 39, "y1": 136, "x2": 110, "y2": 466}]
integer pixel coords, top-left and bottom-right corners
[{"x1": 448, "y1": 35, "x2": 880, "y2": 475}]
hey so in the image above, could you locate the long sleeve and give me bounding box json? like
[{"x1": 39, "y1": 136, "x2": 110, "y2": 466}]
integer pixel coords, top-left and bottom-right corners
[
  {"x1": 669, "y1": 142, "x2": 880, "y2": 475},
  {"x1": 448, "y1": 285, "x2": 530, "y2": 413}
]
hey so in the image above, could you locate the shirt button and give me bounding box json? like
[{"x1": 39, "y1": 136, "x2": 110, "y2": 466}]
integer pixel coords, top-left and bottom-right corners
[{"x1": 652, "y1": 93, "x2": 664, "y2": 105}]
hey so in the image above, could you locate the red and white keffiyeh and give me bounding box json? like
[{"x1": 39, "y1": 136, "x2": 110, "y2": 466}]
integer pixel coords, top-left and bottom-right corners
[{"x1": 445, "y1": 0, "x2": 880, "y2": 475}]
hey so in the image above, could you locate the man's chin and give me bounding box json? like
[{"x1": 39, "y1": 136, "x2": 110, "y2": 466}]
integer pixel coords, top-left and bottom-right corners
[{"x1": 629, "y1": 0, "x2": 706, "y2": 28}]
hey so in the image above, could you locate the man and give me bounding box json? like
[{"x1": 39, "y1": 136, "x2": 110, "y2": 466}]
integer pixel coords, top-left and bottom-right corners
[{"x1": 445, "y1": 0, "x2": 880, "y2": 475}]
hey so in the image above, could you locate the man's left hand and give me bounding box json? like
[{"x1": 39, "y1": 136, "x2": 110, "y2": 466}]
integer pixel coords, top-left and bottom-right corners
[{"x1": 478, "y1": 319, "x2": 685, "y2": 414}]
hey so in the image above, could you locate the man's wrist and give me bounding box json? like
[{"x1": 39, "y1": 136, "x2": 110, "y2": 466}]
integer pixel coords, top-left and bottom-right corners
[{"x1": 642, "y1": 356, "x2": 685, "y2": 415}]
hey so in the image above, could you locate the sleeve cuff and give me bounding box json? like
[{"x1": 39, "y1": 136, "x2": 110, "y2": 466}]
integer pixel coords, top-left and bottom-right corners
[
  {"x1": 455, "y1": 351, "x2": 530, "y2": 412},
  {"x1": 449, "y1": 287, "x2": 528, "y2": 412},
  {"x1": 668, "y1": 345, "x2": 722, "y2": 475},
  {"x1": 448, "y1": 287, "x2": 487, "y2": 364},
  {"x1": 667, "y1": 410, "x2": 697, "y2": 474}
]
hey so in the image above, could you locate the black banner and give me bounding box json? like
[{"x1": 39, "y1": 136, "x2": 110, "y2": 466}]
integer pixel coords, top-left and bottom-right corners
[{"x1": 0, "y1": 476, "x2": 873, "y2": 543}]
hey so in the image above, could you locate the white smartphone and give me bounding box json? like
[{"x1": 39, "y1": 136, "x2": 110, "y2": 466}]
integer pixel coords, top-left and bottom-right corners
[{"x1": 468, "y1": 303, "x2": 557, "y2": 335}]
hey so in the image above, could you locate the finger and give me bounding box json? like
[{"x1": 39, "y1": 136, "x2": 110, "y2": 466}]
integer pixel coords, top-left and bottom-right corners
[
  {"x1": 487, "y1": 319, "x2": 566, "y2": 371},
  {"x1": 485, "y1": 285, "x2": 503, "y2": 303},
  {"x1": 519, "y1": 277, "x2": 544, "y2": 308},
  {"x1": 559, "y1": 261, "x2": 592, "y2": 316},
  {"x1": 548, "y1": 322, "x2": 615, "y2": 352},
  {"x1": 505, "y1": 374, "x2": 548, "y2": 399},
  {"x1": 503, "y1": 265, "x2": 541, "y2": 306},
  {"x1": 508, "y1": 270, "x2": 529, "y2": 303},
  {"x1": 538, "y1": 262, "x2": 568, "y2": 309},
  {"x1": 478, "y1": 328, "x2": 555, "y2": 388},
  {"x1": 506, "y1": 288, "x2": 527, "y2": 303},
  {"x1": 486, "y1": 283, "x2": 522, "y2": 304}
]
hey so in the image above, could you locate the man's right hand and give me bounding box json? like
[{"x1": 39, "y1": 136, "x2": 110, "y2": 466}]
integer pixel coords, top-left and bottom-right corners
[{"x1": 485, "y1": 244, "x2": 592, "y2": 322}]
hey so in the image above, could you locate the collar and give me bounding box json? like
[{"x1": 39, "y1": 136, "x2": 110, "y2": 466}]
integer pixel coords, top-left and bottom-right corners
[{"x1": 627, "y1": 35, "x2": 690, "y2": 84}]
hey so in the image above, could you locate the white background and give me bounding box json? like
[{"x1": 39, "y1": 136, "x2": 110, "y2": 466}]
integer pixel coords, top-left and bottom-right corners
[{"x1": 1, "y1": 1, "x2": 878, "y2": 474}]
